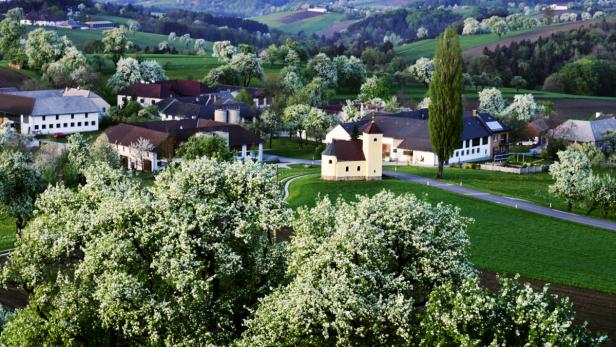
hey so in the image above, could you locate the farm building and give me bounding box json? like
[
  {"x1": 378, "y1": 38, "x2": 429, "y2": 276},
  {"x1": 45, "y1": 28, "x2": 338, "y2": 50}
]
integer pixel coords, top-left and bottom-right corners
[
  {"x1": 157, "y1": 94, "x2": 261, "y2": 123},
  {"x1": 104, "y1": 119, "x2": 264, "y2": 172},
  {"x1": 0, "y1": 88, "x2": 109, "y2": 135},
  {"x1": 118, "y1": 80, "x2": 270, "y2": 109},
  {"x1": 325, "y1": 109, "x2": 510, "y2": 166},
  {"x1": 549, "y1": 115, "x2": 616, "y2": 147}
]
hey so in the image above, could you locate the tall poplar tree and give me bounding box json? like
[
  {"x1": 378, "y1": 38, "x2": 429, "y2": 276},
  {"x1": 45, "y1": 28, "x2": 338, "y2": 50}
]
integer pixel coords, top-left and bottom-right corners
[{"x1": 428, "y1": 27, "x2": 463, "y2": 179}]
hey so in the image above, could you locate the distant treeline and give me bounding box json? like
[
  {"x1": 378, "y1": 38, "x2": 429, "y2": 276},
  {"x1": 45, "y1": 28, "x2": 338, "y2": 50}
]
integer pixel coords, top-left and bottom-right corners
[{"x1": 470, "y1": 21, "x2": 616, "y2": 96}]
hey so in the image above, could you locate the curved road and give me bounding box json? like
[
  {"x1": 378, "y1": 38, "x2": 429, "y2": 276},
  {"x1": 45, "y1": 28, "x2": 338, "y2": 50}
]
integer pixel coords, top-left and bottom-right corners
[{"x1": 266, "y1": 154, "x2": 616, "y2": 232}]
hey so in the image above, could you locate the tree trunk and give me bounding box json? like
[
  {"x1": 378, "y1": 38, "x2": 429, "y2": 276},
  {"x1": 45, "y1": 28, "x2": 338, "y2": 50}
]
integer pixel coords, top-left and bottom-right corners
[
  {"x1": 269, "y1": 132, "x2": 273, "y2": 149},
  {"x1": 586, "y1": 204, "x2": 596, "y2": 215},
  {"x1": 437, "y1": 161, "x2": 444, "y2": 179},
  {"x1": 567, "y1": 201, "x2": 572, "y2": 212}
]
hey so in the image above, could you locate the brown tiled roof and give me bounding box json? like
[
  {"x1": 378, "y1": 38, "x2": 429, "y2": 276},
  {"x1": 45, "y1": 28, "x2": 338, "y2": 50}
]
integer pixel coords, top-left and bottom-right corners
[
  {"x1": 118, "y1": 80, "x2": 213, "y2": 99},
  {"x1": 0, "y1": 94, "x2": 35, "y2": 115},
  {"x1": 362, "y1": 121, "x2": 382, "y2": 134},
  {"x1": 105, "y1": 123, "x2": 170, "y2": 148},
  {"x1": 330, "y1": 140, "x2": 365, "y2": 162}
]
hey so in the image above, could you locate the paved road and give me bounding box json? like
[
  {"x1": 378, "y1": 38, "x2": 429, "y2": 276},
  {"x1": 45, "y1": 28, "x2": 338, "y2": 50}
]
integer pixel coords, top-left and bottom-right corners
[
  {"x1": 385, "y1": 170, "x2": 616, "y2": 232},
  {"x1": 266, "y1": 154, "x2": 616, "y2": 232}
]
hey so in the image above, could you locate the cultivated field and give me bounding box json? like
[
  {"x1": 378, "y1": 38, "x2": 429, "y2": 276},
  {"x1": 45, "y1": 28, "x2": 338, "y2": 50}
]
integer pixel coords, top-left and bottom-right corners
[
  {"x1": 395, "y1": 19, "x2": 612, "y2": 63},
  {"x1": 462, "y1": 18, "x2": 612, "y2": 58},
  {"x1": 252, "y1": 11, "x2": 352, "y2": 36}
]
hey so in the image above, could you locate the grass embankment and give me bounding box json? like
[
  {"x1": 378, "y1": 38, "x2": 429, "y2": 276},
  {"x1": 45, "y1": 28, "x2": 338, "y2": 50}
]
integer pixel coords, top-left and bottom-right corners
[
  {"x1": 277, "y1": 163, "x2": 320, "y2": 181},
  {"x1": 266, "y1": 137, "x2": 322, "y2": 161},
  {"x1": 384, "y1": 165, "x2": 616, "y2": 221},
  {"x1": 0, "y1": 217, "x2": 16, "y2": 251},
  {"x1": 287, "y1": 175, "x2": 616, "y2": 293}
]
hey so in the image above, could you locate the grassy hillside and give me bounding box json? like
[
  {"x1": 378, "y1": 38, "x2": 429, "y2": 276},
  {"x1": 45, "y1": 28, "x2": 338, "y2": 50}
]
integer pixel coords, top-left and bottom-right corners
[
  {"x1": 33, "y1": 27, "x2": 208, "y2": 52},
  {"x1": 394, "y1": 28, "x2": 534, "y2": 63},
  {"x1": 252, "y1": 11, "x2": 351, "y2": 35}
]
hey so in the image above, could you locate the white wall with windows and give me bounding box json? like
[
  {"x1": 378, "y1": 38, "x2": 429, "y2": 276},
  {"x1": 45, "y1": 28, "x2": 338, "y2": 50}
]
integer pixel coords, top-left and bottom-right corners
[
  {"x1": 449, "y1": 136, "x2": 491, "y2": 164},
  {"x1": 21, "y1": 112, "x2": 100, "y2": 135},
  {"x1": 117, "y1": 95, "x2": 161, "y2": 108}
]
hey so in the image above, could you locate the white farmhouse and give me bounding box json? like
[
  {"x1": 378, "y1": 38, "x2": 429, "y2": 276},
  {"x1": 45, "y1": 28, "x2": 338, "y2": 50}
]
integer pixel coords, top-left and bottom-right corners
[
  {"x1": 325, "y1": 109, "x2": 511, "y2": 166},
  {"x1": 0, "y1": 88, "x2": 109, "y2": 135}
]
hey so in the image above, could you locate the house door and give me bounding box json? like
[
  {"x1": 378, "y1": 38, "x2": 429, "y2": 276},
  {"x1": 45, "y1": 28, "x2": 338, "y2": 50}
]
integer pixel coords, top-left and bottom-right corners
[
  {"x1": 143, "y1": 159, "x2": 152, "y2": 172},
  {"x1": 382, "y1": 144, "x2": 390, "y2": 158},
  {"x1": 121, "y1": 156, "x2": 128, "y2": 169}
]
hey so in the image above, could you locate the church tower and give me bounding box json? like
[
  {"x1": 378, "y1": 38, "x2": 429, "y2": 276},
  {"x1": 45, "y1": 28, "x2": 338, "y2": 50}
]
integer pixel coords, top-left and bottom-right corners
[{"x1": 362, "y1": 121, "x2": 383, "y2": 180}]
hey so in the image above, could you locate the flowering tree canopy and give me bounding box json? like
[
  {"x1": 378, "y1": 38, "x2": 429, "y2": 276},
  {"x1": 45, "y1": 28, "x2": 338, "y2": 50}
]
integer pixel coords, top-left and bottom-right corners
[
  {"x1": 139, "y1": 60, "x2": 168, "y2": 83},
  {"x1": 212, "y1": 40, "x2": 237, "y2": 62},
  {"x1": 25, "y1": 28, "x2": 72, "y2": 71},
  {"x1": 307, "y1": 53, "x2": 338, "y2": 88},
  {"x1": 478, "y1": 87, "x2": 506, "y2": 116},
  {"x1": 1, "y1": 159, "x2": 289, "y2": 345},
  {"x1": 102, "y1": 27, "x2": 128, "y2": 64},
  {"x1": 462, "y1": 17, "x2": 481, "y2": 35},
  {"x1": 239, "y1": 192, "x2": 473, "y2": 346},
  {"x1": 549, "y1": 146, "x2": 593, "y2": 211},
  {"x1": 408, "y1": 57, "x2": 434, "y2": 86}
]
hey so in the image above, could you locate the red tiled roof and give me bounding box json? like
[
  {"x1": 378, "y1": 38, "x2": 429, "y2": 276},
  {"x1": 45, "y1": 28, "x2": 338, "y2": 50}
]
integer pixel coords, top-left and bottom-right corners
[
  {"x1": 331, "y1": 139, "x2": 365, "y2": 162},
  {"x1": 362, "y1": 121, "x2": 382, "y2": 134},
  {"x1": 0, "y1": 94, "x2": 35, "y2": 115},
  {"x1": 118, "y1": 80, "x2": 212, "y2": 99}
]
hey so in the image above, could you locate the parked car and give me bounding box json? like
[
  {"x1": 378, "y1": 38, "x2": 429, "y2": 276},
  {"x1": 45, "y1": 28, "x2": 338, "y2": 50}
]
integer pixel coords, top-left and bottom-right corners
[{"x1": 52, "y1": 132, "x2": 67, "y2": 139}]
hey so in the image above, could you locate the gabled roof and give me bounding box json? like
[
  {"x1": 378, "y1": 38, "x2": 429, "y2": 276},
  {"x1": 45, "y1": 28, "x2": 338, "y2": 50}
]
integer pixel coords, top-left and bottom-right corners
[
  {"x1": 117, "y1": 119, "x2": 263, "y2": 148},
  {"x1": 591, "y1": 116, "x2": 616, "y2": 141},
  {"x1": 336, "y1": 109, "x2": 509, "y2": 153},
  {"x1": 119, "y1": 80, "x2": 213, "y2": 99},
  {"x1": 157, "y1": 94, "x2": 261, "y2": 120},
  {"x1": 30, "y1": 97, "x2": 100, "y2": 116},
  {"x1": 0, "y1": 94, "x2": 35, "y2": 115},
  {"x1": 362, "y1": 121, "x2": 382, "y2": 134},
  {"x1": 105, "y1": 123, "x2": 170, "y2": 149},
  {"x1": 322, "y1": 140, "x2": 365, "y2": 162}
]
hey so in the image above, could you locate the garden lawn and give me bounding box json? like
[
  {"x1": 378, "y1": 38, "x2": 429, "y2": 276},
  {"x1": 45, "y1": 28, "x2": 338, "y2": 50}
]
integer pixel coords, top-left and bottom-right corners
[
  {"x1": 0, "y1": 216, "x2": 16, "y2": 251},
  {"x1": 384, "y1": 165, "x2": 616, "y2": 221},
  {"x1": 277, "y1": 163, "x2": 320, "y2": 181},
  {"x1": 266, "y1": 137, "x2": 322, "y2": 161},
  {"x1": 287, "y1": 175, "x2": 616, "y2": 293}
]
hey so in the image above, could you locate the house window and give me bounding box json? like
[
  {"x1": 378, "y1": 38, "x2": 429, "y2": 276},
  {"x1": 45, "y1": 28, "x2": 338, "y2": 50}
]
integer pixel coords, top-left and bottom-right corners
[
  {"x1": 56, "y1": 115, "x2": 59, "y2": 120},
  {"x1": 345, "y1": 166, "x2": 349, "y2": 172},
  {"x1": 151, "y1": 100, "x2": 155, "y2": 105},
  {"x1": 64, "y1": 123, "x2": 68, "y2": 127},
  {"x1": 77, "y1": 122, "x2": 82, "y2": 126},
  {"x1": 42, "y1": 124, "x2": 46, "y2": 129},
  {"x1": 357, "y1": 166, "x2": 361, "y2": 171},
  {"x1": 482, "y1": 136, "x2": 488, "y2": 145},
  {"x1": 373, "y1": 138, "x2": 377, "y2": 142},
  {"x1": 472, "y1": 138, "x2": 480, "y2": 146},
  {"x1": 103, "y1": 107, "x2": 106, "y2": 112},
  {"x1": 328, "y1": 160, "x2": 332, "y2": 164},
  {"x1": 85, "y1": 113, "x2": 88, "y2": 118},
  {"x1": 49, "y1": 124, "x2": 53, "y2": 129},
  {"x1": 92, "y1": 121, "x2": 97, "y2": 126},
  {"x1": 393, "y1": 148, "x2": 397, "y2": 153},
  {"x1": 84, "y1": 121, "x2": 88, "y2": 126},
  {"x1": 485, "y1": 149, "x2": 488, "y2": 154},
  {"x1": 71, "y1": 114, "x2": 74, "y2": 119},
  {"x1": 34, "y1": 125, "x2": 39, "y2": 130},
  {"x1": 466, "y1": 150, "x2": 469, "y2": 155},
  {"x1": 70, "y1": 122, "x2": 75, "y2": 127},
  {"x1": 140, "y1": 98, "x2": 144, "y2": 103},
  {"x1": 460, "y1": 141, "x2": 464, "y2": 148},
  {"x1": 42, "y1": 116, "x2": 46, "y2": 121}
]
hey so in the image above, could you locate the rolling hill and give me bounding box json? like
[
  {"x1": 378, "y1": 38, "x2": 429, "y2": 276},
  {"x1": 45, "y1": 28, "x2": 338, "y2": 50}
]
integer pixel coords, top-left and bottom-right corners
[
  {"x1": 38, "y1": 28, "x2": 210, "y2": 52},
  {"x1": 252, "y1": 10, "x2": 357, "y2": 36}
]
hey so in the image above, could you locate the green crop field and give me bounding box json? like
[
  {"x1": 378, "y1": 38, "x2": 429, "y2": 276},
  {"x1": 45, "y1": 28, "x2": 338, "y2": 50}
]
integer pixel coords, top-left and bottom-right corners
[
  {"x1": 394, "y1": 28, "x2": 534, "y2": 63},
  {"x1": 287, "y1": 175, "x2": 616, "y2": 293},
  {"x1": 252, "y1": 11, "x2": 348, "y2": 35}
]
